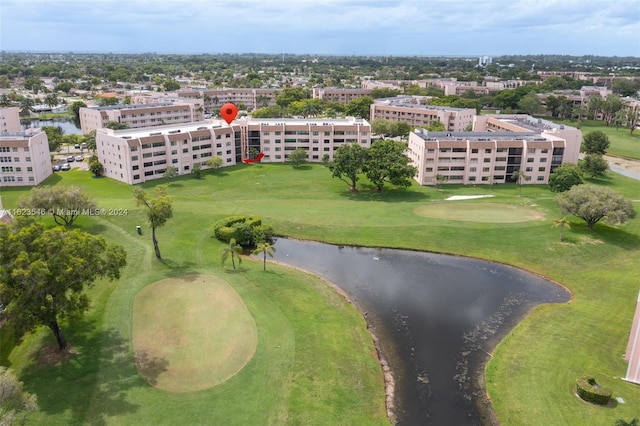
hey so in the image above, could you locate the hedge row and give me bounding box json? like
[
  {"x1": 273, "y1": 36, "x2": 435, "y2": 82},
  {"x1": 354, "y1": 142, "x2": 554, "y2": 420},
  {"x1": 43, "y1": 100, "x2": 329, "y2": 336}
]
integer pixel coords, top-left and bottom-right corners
[
  {"x1": 575, "y1": 376, "x2": 611, "y2": 405},
  {"x1": 213, "y1": 215, "x2": 273, "y2": 246}
]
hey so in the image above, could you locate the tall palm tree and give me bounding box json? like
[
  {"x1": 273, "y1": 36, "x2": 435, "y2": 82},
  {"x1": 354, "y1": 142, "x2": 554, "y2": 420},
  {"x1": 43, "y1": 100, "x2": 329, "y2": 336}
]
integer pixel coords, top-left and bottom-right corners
[
  {"x1": 512, "y1": 170, "x2": 527, "y2": 197},
  {"x1": 45, "y1": 93, "x2": 59, "y2": 110},
  {"x1": 253, "y1": 242, "x2": 276, "y2": 271},
  {"x1": 221, "y1": 238, "x2": 243, "y2": 270},
  {"x1": 552, "y1": 217, "x2": 571, "y2": 242},
  {"x1": 18, "y1": 97, "x2": 35, "y2": 116}
]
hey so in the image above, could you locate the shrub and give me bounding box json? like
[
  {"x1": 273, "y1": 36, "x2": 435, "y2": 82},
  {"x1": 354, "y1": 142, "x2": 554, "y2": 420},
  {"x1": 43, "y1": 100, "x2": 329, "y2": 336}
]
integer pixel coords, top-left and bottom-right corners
[
  {"x1": 575, "y1": 376, "x2": 611, "y2": 405},
  {"x1": 213, "y1": 215, "x2": 271, "y2": 247}
]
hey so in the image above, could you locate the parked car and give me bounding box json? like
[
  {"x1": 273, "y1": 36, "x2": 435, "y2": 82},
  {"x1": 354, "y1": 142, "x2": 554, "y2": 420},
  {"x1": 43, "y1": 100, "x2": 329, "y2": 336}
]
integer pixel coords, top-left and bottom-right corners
[
  {"x1": 74, "y1": 144, "x2": 80, "y2": 149},
  {"x1": 60, "y1": 163, "x2": 71, "y2": 171},
  {"x1": 53, "y1": 164, "x2": 61, "y2": 171},
  {"x1": 67, "y1": 155, "x2": 75, "y2": 162},
  {"x1": 75, "y1": 155, "x2": 84, "y2": 162}
]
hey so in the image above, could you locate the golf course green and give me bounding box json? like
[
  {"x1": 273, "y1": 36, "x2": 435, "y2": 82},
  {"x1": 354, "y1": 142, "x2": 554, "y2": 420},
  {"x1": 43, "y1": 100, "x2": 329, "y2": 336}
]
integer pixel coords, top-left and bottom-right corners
[{"x1": 1, "y1": 159, "x2": 639, "y2": 425}]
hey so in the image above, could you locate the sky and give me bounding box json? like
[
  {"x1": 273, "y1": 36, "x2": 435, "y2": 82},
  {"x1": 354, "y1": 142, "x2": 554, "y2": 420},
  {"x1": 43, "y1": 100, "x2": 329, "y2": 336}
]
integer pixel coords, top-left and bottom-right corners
[{"x1": 0, "y1": 0, "x2": 639, "y2": 57}]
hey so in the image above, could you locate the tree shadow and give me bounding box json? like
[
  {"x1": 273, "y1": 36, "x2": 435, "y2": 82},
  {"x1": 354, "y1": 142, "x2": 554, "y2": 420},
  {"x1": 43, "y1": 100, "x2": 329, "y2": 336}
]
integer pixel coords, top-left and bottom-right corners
[
  {"x1": 18, "y1": 317, "x2": 167, "y2": 425},
  {"x1": 569, "y1": 221, "x2": 640, "y2": 250}
]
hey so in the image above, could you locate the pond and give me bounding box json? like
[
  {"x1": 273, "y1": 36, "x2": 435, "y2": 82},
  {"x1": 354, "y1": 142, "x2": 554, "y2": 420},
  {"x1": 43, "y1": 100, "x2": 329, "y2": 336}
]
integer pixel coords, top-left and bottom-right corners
[
  {"x1": 268, "y1": 238, "x2": 570, "y2": 425},
  {"x1": 21, "y1": 117, "x2": 82, "y2": 135}
]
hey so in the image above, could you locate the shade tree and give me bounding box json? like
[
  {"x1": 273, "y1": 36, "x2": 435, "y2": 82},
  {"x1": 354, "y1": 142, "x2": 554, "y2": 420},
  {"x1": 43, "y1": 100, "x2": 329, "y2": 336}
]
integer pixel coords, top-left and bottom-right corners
[
  {"x1": 133, "y1": 185, "x2": 173, "y2": 260},
  {"x1": 363, "y1": 139, "x2": 416, "y2": 191},
  {"x1": 0, "y1": 218, "x2": 126, "y2": 350},
  {"x1": 555, "y1": 184, "x2": 636, "y2": 230},
  {"x1": 18, "y1": 186, "x2": 97, "y2": 227}
]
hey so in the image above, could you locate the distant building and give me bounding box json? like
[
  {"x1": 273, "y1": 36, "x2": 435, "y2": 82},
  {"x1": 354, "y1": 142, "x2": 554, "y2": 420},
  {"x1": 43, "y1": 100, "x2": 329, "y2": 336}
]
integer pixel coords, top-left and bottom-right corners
[
  {"x1": 370, "y1": 97, "x2": 475, "y2": 132},
  {"x1": 407, "y1": 114, "x2": 581, "y2": 186},
  {"x1": 312, "y1": 88, "x2": 372, "y2": 104},
  {"x1": 95, "y1": 117, "x2": 371, "y2": 184},
  {"x1": 478, "y1": 56, "x2": 492, "y2": 67},
  {"x1": 177, "y1": 88, "x2": 280, "y2": 111},
  {"x1": 79, "y1": 100, "x2": 204, "y2": 134}
]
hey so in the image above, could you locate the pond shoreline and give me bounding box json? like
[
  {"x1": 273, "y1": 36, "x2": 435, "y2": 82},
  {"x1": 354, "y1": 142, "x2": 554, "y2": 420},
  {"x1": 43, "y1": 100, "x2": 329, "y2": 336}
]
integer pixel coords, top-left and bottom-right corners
[{"x1": 267, "y1": 237, "x2": 571, "y2": 425}]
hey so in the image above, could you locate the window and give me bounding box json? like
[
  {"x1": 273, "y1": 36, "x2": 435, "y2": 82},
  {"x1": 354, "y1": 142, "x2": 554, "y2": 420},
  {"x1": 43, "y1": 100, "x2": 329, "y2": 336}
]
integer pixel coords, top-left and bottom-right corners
[
  {"x1": 469, "y1": 167, "x2": 476, "y2": 172},
  {"x1": 471, "y1": 149, "x2": 479, "y2": 153},
  {"x1": 525, "y1": 167, "x2": 533, "y2": 172},
  {"x1": 540, "y1": 158, "x2": 547, "y2": 163},
  {"x1": 495, "y1": 157, "x2": 506, "y2": 162},
  {"x1": 527, "y1": 148, "x2": 536, "y2": 154},
  {"x1": 483, "y1": 158, "x2": 491, "y2": 163},
  {"x1": 537, "y1": 176, "x2": 545, "y2": 181},
  {"x1": 26, "y1": 167, "x2": 32, "y2": 172},
  {"x1": 482, "y1": 167, "x2": 490, "y2": 172},
  {"x1": 484, "y1": 149, "x2": 491, "y2": 154},
  {"x1": 469, "y1": 176, "x2": 476, "y2": 182},
  {"x1": 427, "y1": 149, "x2": 435, "y2": 153},
  {"x1": 527, "y1": 158, "x2": 534, "y2": 163},
  {"x1": 538, "y1": 167, "x2": 546, "y2": 172},
  {"x1": 425, "y1": 167, "x2": 433, "y2": 172}
]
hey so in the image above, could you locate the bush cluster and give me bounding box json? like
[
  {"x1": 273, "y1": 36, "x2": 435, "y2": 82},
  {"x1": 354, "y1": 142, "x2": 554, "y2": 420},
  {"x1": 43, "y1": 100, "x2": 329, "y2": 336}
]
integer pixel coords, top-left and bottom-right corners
[
  {"x1": 575, "y1": 376, "x2": 611, "y2": 405},
  {"x1": 213, "y1": 215, "x2": 274, "y2": 246}
]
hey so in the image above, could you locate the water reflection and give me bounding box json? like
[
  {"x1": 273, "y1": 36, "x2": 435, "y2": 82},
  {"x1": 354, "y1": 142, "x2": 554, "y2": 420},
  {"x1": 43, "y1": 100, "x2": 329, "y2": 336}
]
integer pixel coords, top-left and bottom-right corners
[
  {"x1": 270, "y1": 238, "x2": 569, "y2": 425},
  {"x1": 21, "y1": 117, "x2": 82, "y2": 135}
]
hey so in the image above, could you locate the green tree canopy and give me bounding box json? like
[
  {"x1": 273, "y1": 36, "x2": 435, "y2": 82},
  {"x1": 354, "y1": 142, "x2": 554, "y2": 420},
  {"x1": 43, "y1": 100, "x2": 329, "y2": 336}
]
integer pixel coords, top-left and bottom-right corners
[
  {"x1": 327, "y1": 143, "x2": 368, "y2": 191},
  {"x1": 0, "y1": 366, "x2": 38, "y2": 424},
  {"x1": 288, "y1": 148, "x2": 307, "y2": 168},
  {"x1": 580, "y1": 154, "x2": 609, "y2": 178},
  {"x1": 363, "y1": 139, "x2": 417, "y2": 191},
  {"x1": 344, "y1": 96, "x2": 373, "y2": 119},
  {"x1": 548, "y1": 163, "x2": 583, "y2": 192},
  {"x1": 18, "y1": 186, "x2": 97, "y2": 227},
  {"x1": 206, "y1": 155, "x2": 224, "y2": 171},
  {"x1": 0, "y1": 218, "x2": 127, "y2": 349},
  {"x1": 88, "y1": 155, "x2": 104, "y2": 177},
  {"x1": 555, "y1": 184, "x2": 636, "y2": 230},
  {"x1": 133, "y1": 186, "x2": 173, "y2": 260},
  {"x1": 581, "y1": 130, "x2": 610, "y2": 155}
]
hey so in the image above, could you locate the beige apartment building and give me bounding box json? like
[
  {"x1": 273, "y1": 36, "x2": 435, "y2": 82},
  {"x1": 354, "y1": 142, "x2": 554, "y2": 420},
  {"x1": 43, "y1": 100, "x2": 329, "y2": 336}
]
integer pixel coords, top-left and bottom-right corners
[
  {"x1": 96, "y1": 117, "x2": 371, "y2": 184},
  {"x1": 79, "y1": 101, "x2": 204, "y2": 134},
  {"x1": 312, "y1": 88, "x2": 372, "y2": 104},
  {"x1": 408, "y1": 115, "x2": 581, "y2": 186},
  {"x1": 246, "y1": 117, "x2": 371, "y2": 163},
  {"x1": 370, "y1": 97, "x2": 475, "y2": 132},
  {"x1": 178, "y1": 88, "x2": 280, "y2": 111},
  {"x1": 0, "y1": 128, "x2": 52, "y2": 187},
  {"x1": 0, "y1": 107, "x2": 22, "y2": 133}
]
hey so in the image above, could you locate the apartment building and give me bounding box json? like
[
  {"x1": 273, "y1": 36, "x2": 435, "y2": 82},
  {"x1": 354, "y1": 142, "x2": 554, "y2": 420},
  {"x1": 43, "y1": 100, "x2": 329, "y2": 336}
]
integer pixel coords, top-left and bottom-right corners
[
  {"x1": 0, "y1": 128, "x2": 52, "y2": 187},
  {"x1": 96, "y1": 117, "x2": 371, "y2": 184},
  {"x1": 178, "y1": 88, "x2": 280, "y2": 111},
  {"x1": 79, "y1": 100, "x2": 204, "y2": 134},
  {"x1": 370, "y1": 97, "x2": 475, "y2": 132},
  {"x1": 312, "y1": 88, "x2": 372, "y2": 104},
  {"x1": 246, "y1": 117, "x2": 371, "y2": 163},
  {"x1": 0, "y1": 107, "x2": 22, "y2": 133},
  {"x1": 96, "y1": 121, "x2": 242, "y2": 185},
  {"x1": 408, "y1": 115, "x2": 580, "y2": 186}
]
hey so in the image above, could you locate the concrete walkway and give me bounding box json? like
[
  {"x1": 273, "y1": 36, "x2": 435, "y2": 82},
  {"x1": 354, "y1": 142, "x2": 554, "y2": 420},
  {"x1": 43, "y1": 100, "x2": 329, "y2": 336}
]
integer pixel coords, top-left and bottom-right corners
[{"x1": 605, "y1": 155, "x2": 640, "y2": 181}]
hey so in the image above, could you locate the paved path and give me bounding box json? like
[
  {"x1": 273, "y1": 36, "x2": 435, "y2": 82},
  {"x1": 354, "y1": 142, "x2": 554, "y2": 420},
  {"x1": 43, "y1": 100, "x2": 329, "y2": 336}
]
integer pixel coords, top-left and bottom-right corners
[{"x1": 605, "y1": 155, "x2": 640, "y2": 181}]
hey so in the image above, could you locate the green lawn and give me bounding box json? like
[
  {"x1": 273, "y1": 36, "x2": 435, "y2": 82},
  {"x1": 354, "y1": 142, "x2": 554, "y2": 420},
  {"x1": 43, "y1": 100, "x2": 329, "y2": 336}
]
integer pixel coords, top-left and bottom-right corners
[
  {"x1": 555, "y1": 118, "x2": 640, "y2": 160},
  {"x1": 1, "y1": 163, "x2": 640, "y2": 425}
]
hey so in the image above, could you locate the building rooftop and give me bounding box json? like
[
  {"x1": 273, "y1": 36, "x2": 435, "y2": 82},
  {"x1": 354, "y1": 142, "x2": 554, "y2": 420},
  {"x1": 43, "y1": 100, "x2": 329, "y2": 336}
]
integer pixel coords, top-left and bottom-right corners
[
  {"x1": 413, "y1": 129, "x2": 554, "y2": 142},
  {"x1": 490, "y1": 115, "x2": 576, "y2": 132},
  {"x1": 92, "y1": 102, "x2": 178, "y2": 111}
]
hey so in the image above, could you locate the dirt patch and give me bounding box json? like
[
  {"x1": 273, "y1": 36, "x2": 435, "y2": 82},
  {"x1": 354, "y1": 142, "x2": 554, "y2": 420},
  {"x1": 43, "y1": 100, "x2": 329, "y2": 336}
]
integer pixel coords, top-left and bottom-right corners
[
  {"x1": 414, "y1": 202, "x2": 545, "y2": 223},
  {"x1": 37, "y1": 345, "x2": 80, "y2": 366}
]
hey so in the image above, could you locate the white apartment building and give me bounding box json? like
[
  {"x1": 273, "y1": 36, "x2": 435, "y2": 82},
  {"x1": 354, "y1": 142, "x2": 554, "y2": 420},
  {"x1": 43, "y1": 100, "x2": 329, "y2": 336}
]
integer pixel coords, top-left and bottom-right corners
[
  {"x1": 79, "y1": 101, "x2": 204, "y2": 134},
  {"x1": 370, "y1": 97, "x2": 475, "y2": 132},
  {"x1": 96, "y1": 117, "x2": 371, "y2": 184},
  {"x1": 0, "y1": 128, "x2": 52, "y2": 187},
  {"x1": 408, "y1": 115, "x2": 581, "y2": 186}
]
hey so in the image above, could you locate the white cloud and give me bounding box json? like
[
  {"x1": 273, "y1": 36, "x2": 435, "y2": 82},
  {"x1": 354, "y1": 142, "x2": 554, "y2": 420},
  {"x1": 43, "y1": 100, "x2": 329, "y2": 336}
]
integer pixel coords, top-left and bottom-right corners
[{"x1": 1, "y1": 0, "x2": 638, "y2": 55}]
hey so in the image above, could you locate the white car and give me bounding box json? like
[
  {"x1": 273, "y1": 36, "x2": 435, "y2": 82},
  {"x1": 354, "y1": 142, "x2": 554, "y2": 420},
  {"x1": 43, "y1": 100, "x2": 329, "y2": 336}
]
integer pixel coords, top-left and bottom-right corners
[
  {"x1": 75, "y1": 155, "x2": 84, "y2": 162},
  {"x1": 60, "y1": 163, "x2": 71, "y2": 171}
]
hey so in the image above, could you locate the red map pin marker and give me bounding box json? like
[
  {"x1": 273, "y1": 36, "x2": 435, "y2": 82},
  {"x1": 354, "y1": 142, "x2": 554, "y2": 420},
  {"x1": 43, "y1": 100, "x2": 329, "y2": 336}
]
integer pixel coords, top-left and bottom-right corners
[{"x1": 220, "y1": 103, "x2": 238, "y2": 124}]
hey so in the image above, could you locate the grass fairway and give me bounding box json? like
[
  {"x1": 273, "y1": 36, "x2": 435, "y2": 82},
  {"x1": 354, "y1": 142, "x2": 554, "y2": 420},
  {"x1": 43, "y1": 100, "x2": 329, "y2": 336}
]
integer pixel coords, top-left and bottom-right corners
[
  {"x1": 414, "y1": 201, "x2": 544, "y2": 222},
  {"x1": 132, "y1": 275, "x2": 258, "y2": 393},
  {"x1": 1, "y1": 162, "x2": 640, "y2": 425},
  {"x1": 553, "y1": 118, "x2": 640, "y2": 160}
]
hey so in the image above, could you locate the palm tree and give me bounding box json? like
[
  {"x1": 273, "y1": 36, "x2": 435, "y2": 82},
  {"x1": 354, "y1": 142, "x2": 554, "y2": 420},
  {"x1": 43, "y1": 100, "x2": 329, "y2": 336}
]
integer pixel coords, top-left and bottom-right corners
[
  {"x1": 221, "y1": 238, "x2": 243, "y2": 270},
  {"x1": 45, "y1": 93, "x2": 59, "y2": 110},
  {"x1": 512, "y1": 170, "x2": 527, "y2": 197},
  {"x1": 253, "y1": 242, "x2": 276, "y2": 271},
  {"x1": 0, "y1": 94, "x2": 12, "y2": 107},
  {"x1": 19, "y1": 97, "x2": 35, "y2": 116},
  {"x1": 552, "y1": 217, "x2": 571, "y2": 242}
]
